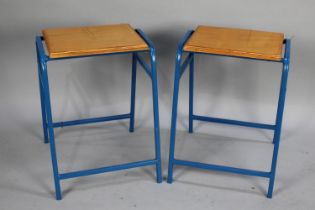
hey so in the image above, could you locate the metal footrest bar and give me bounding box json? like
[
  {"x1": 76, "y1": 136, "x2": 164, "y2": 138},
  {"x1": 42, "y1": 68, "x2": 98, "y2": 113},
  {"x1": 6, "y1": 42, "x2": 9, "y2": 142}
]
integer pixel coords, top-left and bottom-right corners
[
  {"x1": 53, "y1": 113, "x2": 131, "y2": 128},
  {"x1": 135, "y1": 53, "x2": 152, "y2": 78},
  {"x1": 59, "y1": 159, "x2": 158, "y2": 180},
  {"x1": 174, "y1": 159, "x2": 270, "y2": 178},
  {"x1": 192, "y1": 115, "x2": 275, "y2": 130}
]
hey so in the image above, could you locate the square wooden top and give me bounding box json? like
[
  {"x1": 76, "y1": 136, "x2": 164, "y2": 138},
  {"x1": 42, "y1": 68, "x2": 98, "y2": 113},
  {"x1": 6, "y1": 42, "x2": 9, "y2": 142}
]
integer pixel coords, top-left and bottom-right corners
[
  {"x1": 42, "y1": 24, "x2": 149, "y2": 58},
  {"x1": 184, "y1": 25, "x2": 284, "y2": 61}
]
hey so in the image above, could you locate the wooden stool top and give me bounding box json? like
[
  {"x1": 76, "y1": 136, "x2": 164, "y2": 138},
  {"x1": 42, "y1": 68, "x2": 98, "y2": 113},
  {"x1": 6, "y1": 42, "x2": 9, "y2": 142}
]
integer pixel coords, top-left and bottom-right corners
[
  {"x1": 42, "y1": 24, "x2": 149, "y2": 58},
  {"x1": 184, "y1": 25, "x2": 284, "y2": 61}
]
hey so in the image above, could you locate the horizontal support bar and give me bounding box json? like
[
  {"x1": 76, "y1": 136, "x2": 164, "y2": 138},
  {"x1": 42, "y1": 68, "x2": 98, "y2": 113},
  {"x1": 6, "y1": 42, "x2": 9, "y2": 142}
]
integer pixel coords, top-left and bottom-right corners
[
  {"x1": 135, "y1": 53, "x2": 152, "y2": 78},
  {"x1": 180, "y1": 53, "x2": 193, "y2": 78},
  {"x1": 193, "y1": 115, "x2": 275, "y2": 130},
  {"x1": 174, "y1": 159, "x2": 270, "y2": 178},
  {"x1": 53, "y1": 113, "x2": 131, "y2": 128},
  {"x1": 59, "y1": 159, "x2": 158, "y2": 180}
]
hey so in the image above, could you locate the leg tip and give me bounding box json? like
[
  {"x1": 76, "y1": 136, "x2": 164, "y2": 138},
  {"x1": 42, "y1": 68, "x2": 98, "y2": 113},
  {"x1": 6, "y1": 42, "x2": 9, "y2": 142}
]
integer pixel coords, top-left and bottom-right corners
[
  {"x1": 157, "y1": 178, "x2": 163, "y2": 183},
  {"x1": 167, "y1": 178, "x2": 173, "y2": 184},
  {"x1": 44, "y1": 135, "x2": 49, "y2": 143}
]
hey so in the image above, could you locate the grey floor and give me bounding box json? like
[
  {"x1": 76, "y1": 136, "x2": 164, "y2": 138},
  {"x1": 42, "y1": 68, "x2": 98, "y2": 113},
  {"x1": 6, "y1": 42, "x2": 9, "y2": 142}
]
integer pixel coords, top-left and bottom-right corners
[{"x1": 1, "y1": 106, "x2": 314, "y2": 210}]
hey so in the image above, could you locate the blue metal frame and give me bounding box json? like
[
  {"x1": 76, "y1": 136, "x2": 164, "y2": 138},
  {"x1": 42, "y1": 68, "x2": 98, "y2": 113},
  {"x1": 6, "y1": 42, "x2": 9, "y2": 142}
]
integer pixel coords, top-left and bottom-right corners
[
  {"x1": 167, "y1": 30, "x2": 291, "y2": 199},
  {"x1": 35, "y1": 29, "x2": 162, "y2": 200}
]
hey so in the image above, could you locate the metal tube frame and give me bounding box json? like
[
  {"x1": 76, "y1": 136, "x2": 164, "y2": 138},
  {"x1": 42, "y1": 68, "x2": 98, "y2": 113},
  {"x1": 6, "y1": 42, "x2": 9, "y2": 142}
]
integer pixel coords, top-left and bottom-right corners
[
  {"x1": 35, "y1": 29, "x2": 162, "y2": 200},
  {"x1": 167, "y1": 30, "x2": 291, "y2": 199}
]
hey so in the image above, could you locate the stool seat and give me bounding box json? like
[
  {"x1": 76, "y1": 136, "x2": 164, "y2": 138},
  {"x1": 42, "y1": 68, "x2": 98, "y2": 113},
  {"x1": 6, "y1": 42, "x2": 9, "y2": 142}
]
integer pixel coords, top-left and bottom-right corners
[
  {"x1": 42, "y1": 24, "x2": 149, "y2": 58},
  {"x1": 184, "y1": 25, "x2": 284, "y2": 61}
]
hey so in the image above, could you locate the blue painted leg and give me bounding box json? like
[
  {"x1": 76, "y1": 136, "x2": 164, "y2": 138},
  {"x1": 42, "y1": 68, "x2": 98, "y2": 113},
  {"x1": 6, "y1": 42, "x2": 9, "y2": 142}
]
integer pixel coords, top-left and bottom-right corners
[
  {"x1": 41, "y1": 60, "x2": 62, "y2": 200},
  {"x1": 129, "y1": 53, "x2": 137, "y2": 132},
  {"x1": 134, "y1": 29, "x2": 163, "y2": 183},
  {"x1": 150, "y1": 48, "x2": 162, "y2": 183},
  {"x1": 36, "y1": 46, "x2": 49, "y2": 144},
  {"x1": 267, "y1": 40, "x2": 291, "y2": 198},
  {"x1": 39, "y1": 77, "x2": 49, "y2": 144},
  {"x1": 167, "y1": 50, "x2": 184, "y2": 183},
  {"x1": 167, "y1": 31, "x2": 193, "y2": 183},
  {"x1": 150, "y1": 49, "x2": 162, "y2": 183},
  {"x1": 188, "y1": 53, "x2": 194, "y2": 133}
]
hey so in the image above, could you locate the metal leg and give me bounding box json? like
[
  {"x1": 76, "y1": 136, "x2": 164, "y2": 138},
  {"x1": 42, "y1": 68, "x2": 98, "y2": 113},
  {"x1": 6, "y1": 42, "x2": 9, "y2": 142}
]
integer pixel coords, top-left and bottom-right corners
[
  {"x1": 41, "y1": 60, "x2": 62, "y2": 200},
  {"x1": 129, "y1": 53, "x2": 137, "y2": 132},
  {"x1": 36, "y1": 46, "x2": 49, "y2": 144},
  {"x1": 267, "y1": 56, "x2": 290, "y2": 198},
  {"x1": 167, "y1": 30, "x2": 193, "y2": 183},
  {"x1": 167, "y1": 50, "x2": 183, "y2": 183},
  {"x1": 150, "y1": 50, "x2": 162, "y2": 183},
  {"x1": 188, "y1": 53, "x2": 194, "y2": 133}
]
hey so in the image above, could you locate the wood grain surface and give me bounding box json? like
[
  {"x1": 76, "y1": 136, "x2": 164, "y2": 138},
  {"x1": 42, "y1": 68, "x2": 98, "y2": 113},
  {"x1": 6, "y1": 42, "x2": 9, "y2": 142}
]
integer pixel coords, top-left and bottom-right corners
[
  {"x1": 184, "y1": 25, "x2": 284, "y2": 61},
  {"x1": 42, "y1": 24, "x2": 148, "y2": 58}
]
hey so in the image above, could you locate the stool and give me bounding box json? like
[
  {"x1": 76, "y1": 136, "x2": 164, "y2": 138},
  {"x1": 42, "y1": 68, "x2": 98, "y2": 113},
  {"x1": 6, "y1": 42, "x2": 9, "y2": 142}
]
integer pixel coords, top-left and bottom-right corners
[
  {"x1": 167, "y1": 25, "x2": 291, "y2": 198},
  {"x1": 35, "y1": 24, "x2": 162, "y2": 200}
]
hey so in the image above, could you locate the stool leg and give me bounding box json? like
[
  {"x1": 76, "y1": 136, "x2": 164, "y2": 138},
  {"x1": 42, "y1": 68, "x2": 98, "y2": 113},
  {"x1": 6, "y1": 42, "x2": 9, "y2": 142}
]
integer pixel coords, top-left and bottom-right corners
[
  {"x1": 150, "y1": 51, "x2": 162, "y2": 183},
  {"x1": 36, "y1": 48, "x2": 49, "y2": 144},
  {"x1": 129, "y1": 53, "x2": 137, "y2": 132},
  {"x1": 188, "y1": 54, "x2": 194, "y2": 133},
  {"x1": 167, "y1": 50, "x2": 183, "y2": 183},
  {"x1": 267, "y1": 59, "x2": 290, "y2": 198},
  {"x1": 41, "y1": 60, "x2": 62, "y2": 200}
]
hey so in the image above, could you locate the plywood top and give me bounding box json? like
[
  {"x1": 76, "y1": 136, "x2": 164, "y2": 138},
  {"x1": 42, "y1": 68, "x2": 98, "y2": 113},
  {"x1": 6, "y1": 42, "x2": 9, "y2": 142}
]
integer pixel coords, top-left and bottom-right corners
[
  {"x1": 42, "y1": 24, "x2": 149, "y2": 58},
  {"x1": 184, "y1": 25, "x2": 284, "y2": 61}
]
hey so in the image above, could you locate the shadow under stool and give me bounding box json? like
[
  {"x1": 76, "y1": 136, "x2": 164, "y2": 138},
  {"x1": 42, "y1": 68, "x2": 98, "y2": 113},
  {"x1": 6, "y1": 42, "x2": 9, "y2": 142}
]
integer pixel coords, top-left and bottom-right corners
[
  {"x1": 167, "y1": 25, "x2": 291, "y2": 198},
  {"x1": 35, "y1": 24, "x2": 162, "y2": 200}
]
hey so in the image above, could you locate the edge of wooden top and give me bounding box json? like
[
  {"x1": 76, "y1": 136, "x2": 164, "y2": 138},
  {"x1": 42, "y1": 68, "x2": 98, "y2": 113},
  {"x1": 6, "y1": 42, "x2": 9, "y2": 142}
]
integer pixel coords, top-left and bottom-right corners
[
  {"x1": 42, "y1": 23, "x2": 149, "y2": 58},
  {"x1": 184, "y1": 45, "x2": 283, "y2": 61},
  {"x1": 46, "y1": 45, "x2": 149, "y2": 58},
  {"x1": 184, "y1": 25, "x2": 285, "y2": 61}
]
